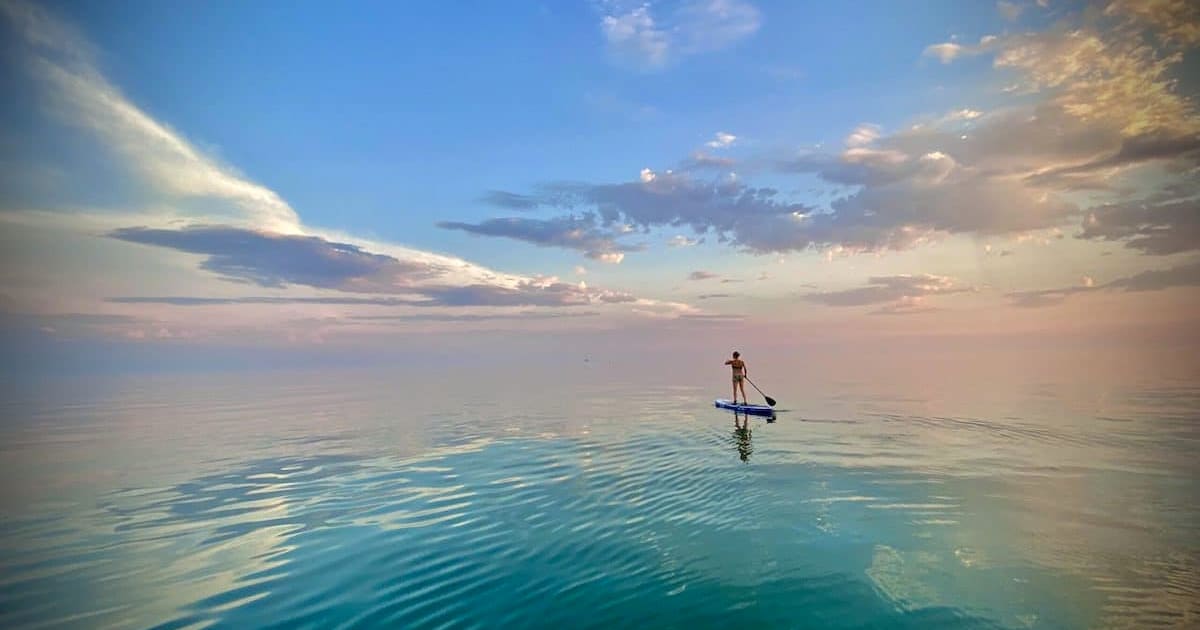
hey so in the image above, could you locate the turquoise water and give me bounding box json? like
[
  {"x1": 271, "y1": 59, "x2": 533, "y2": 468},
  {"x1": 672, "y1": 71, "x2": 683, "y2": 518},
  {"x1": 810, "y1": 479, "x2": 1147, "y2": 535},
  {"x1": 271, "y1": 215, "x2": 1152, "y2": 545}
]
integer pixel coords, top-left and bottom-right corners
[{"x1": 1, "y1": 368, "x2": 1197, "y2": 629}]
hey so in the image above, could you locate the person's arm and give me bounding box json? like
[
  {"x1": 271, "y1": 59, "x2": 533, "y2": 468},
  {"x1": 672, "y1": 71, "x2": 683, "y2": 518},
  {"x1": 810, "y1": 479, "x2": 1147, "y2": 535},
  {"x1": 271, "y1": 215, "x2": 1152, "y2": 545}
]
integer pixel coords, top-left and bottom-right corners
[{"x1": 724, "y1": 359, "x2": 732, "y2": 365}]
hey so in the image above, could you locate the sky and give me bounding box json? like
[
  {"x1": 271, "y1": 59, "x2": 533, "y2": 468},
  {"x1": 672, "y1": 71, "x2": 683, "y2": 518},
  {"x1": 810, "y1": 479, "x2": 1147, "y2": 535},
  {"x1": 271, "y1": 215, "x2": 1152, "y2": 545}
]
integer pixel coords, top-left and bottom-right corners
[{"x1": 1, "y1": 0, "x2": 1198, "y2": 373}]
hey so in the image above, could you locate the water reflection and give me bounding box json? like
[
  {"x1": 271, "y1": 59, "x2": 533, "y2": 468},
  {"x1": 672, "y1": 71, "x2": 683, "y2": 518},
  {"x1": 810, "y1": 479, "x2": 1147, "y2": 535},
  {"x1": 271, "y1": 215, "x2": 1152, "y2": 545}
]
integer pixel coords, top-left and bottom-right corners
[
  {"x1": 0, "y1": 371, "x2": 1195, "y2": 629},
  {"x1": 733, "y1": 411, "x2": 753, "y2": 463}
]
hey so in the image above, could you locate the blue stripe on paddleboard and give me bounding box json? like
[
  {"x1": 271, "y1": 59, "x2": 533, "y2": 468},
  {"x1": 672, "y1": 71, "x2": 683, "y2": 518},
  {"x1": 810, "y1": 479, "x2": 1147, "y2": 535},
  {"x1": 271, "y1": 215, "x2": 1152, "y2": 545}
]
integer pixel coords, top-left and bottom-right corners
[{"x1": 714, "y1": 399, "x2": 775, "y2": 415}]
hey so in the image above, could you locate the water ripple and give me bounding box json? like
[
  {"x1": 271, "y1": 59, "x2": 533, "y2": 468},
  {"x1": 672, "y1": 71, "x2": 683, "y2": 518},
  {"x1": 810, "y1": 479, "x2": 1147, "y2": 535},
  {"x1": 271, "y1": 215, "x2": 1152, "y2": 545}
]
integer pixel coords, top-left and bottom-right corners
[{"x1": 1, "y1": 375, "x2": 1197, "y2": 628}]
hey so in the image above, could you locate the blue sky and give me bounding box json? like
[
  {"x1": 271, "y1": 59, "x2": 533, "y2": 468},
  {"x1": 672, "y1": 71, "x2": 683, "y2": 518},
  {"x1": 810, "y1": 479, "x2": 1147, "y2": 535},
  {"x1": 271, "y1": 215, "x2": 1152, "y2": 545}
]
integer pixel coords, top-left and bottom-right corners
[
  {"x1": 1, "y1": 0, "x2": 1197, "y2": 364},
  {"x1": 16, "y1": 1, "x2": 999, "y2": 237}
]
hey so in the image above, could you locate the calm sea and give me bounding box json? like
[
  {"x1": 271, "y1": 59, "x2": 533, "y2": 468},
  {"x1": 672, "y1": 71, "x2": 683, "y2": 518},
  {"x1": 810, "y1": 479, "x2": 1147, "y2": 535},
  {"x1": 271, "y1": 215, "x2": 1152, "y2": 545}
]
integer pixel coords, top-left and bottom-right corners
[{"x1": 1, "y1": 364, "x2": 1197, "y2": 628}]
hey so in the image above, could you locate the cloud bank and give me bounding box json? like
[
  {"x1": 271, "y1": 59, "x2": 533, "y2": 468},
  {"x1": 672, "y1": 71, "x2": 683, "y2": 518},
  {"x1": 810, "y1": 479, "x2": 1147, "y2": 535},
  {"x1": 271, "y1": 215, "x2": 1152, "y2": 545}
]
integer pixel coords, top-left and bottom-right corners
[
  {"x1": 0, "y1": 0, "x2": 681, "y2": 341},
  {"x1": 456, "y1": 2, "x2": 1198, "y2": 265},
  {"x1": 109, "y1": 225, "x2": 640, "y2": 307}
]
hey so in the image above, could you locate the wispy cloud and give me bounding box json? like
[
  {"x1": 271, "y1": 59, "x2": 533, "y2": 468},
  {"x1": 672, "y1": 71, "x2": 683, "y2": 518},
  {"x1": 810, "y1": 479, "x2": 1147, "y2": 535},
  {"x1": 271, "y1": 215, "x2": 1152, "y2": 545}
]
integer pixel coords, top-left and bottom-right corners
[
  {"x1": 106, "y1": 226, "x2": 641, "y2": 307},
  {"x1": 870, "y1": 296, "x2": 942, "y2": 316},
  {"x1": 844, "y1": 124, "x2": 882, "y2": 148},
  {"x1": 688, "y1": 270, "x2": 719, "y2": 280},
  {"x1": 601, "y1": 4, "x2": 669, "y2": 68},
  {"x1": 109, "y1": 296, "x2": 424, "y2": 306},
  {"x1": 109, "y1": 284, "x2": 635, "y2": 309},
  {"x1": 668, "y1": 234, "x2": 702, "y2": 247},
  {"x1": 480, "y1": 190, "x2": 541, "y2": 210},
  {"x1": 682, "y1": 151, "x2": 736, "y2": 170},
  {"x1": 4, "y1": 311, "x2": 136, "y2": 334},
  {"x1": 486, "y1": 8, "x2": 1195, "y2": 259},
  {"x1": 437, "y1": 215, "x2": 642, "y2": 263},
  {"x1": 1078, "y1": 195, "x2": 1199, "y2": 256},
  {"x1": 498, "y1": 140, "x2": 1071, "y2": 255},
  {"x1": 991, "y1": 32, "x2": 1197, "y2": 138},
  {"x1": 5, "y1": 0, "x2": 1197, "y2": 344},
  {"x1": 0, "y1": 0, "x2": 673, "y2": 330},
  {"x1": 775, "y1": 11, "x2": 1199, "y2": 253},
  {"x1": 997, "y1": 1, "x2": 1023, "y2": 22},
  {"x1": 801, "y1": 275, "x2": 972, "y2": 310},
  {"x1": 111, "y1": 226, "x2": 433, "y2": 291},
  {"x1": 598, "y1": 0, "x2": 762, "y2": 70},
  {"x1": 348, "y1": 311, "x2": 600, "y2": 322},
  {"x1": 923, "y1": 41, "x2": 967, "y2": 63},
  {"x1": 1027, "y1": 133, "x2": 1200, "y2": 190},
  {"x1": 487, "y1": 171, "x2": 814, "y2": 254},
  {"x1": 706, "y1": 131, "x2": 737, "y2": 149},
  {"x1": 1104, "y1": 0, "x2": 1200, "y2": 47},
  {"x1": 1006, "y1": 259, "x2": 1200, "y2": 307},
  {"x1": 1108, "y1": 260, "x2": 1200, "y2": 291},
  {"x1": 1, "y1": 0, "x2": 300, "y2": 233},
  {"x1": 446, "y1": 2, "x2": 1198, "y2": 264},
  {"x1": 676, "y1": 312, "x2": 746, "y2": 322}
]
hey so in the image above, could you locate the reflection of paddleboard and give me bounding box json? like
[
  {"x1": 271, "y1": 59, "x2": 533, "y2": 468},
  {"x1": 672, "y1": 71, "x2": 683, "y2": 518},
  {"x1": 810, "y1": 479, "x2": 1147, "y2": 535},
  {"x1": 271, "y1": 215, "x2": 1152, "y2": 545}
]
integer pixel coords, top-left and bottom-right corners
[{"x1": 714, "y1": 399, "x2": 775, "y2": 416}]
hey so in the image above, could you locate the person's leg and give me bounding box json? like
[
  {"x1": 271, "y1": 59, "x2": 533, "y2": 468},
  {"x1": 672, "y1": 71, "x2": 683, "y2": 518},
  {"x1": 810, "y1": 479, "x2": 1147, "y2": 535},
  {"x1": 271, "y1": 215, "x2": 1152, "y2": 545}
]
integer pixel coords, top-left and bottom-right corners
[
  {"x1": 739, "y1": 379, "x2": 747, "y2": 403},
  {"x1": 732, "y1": 379, "x2": 738, "y2": 403}
]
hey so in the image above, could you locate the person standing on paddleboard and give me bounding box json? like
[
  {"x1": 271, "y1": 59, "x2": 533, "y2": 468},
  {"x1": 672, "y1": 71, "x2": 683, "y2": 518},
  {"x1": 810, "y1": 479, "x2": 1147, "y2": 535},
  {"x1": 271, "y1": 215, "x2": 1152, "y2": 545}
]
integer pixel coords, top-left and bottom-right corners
[{"x1": 725, "y1": 351, "x2": 748, "y2": 404}]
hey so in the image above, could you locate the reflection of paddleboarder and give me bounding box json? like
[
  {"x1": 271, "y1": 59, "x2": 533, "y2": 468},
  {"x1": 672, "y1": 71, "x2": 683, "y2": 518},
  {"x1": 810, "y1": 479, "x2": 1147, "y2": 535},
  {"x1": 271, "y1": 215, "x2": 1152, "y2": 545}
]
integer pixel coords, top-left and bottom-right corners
[
  {"x1": 734, "y1": 411, "x2": 752, "y2": 463},
  {"x1": 724, "y1": 351, "x2": 748, "y2": 405}
]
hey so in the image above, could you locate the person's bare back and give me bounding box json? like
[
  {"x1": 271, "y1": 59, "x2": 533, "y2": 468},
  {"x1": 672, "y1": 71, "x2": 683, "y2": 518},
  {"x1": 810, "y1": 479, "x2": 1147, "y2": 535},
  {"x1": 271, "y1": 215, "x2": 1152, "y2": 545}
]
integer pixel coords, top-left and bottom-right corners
[{"x1": 724, "y1": 351, "x2": 748, "y2": 404}]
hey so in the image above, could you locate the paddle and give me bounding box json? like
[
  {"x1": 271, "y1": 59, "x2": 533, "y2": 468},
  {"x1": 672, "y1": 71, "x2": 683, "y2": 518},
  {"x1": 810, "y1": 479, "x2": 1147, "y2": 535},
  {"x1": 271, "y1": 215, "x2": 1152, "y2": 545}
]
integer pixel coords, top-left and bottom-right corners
[{"x1": 744, "y1": 377, "x2": 777, "y2": 407}]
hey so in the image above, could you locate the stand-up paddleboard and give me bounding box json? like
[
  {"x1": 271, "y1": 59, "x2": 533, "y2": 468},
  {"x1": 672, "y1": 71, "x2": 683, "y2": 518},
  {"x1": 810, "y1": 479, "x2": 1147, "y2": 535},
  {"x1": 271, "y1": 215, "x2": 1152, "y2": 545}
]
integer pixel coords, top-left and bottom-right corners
[{"x1": 714, "y1": 399, "x2": 775, "y2": 416}]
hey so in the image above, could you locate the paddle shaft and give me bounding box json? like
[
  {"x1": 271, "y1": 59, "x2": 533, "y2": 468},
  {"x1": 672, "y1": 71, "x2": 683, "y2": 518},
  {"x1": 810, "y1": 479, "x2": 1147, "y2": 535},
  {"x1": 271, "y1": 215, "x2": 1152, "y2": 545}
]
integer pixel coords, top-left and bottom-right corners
[{"x1": 743, "y1": 376, "x2": 777, "y2": 407}]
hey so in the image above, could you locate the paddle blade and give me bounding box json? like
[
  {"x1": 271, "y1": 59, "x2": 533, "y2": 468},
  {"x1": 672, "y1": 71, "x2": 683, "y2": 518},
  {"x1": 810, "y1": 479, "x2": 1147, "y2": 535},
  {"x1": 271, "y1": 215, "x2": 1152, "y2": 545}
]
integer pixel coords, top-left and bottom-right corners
[{"x1": 765, "y1": 395, "x2": 777, "y2": 407}]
